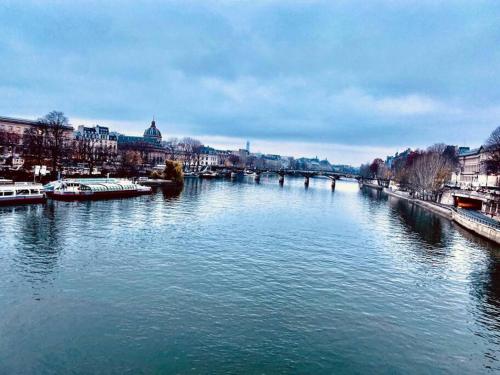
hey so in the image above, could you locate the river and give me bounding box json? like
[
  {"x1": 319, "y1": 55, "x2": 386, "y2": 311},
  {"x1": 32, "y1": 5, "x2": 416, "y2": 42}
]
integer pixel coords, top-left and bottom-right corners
[{"x1": 0, "y1": 177, "x2": 498, "y2": 374}]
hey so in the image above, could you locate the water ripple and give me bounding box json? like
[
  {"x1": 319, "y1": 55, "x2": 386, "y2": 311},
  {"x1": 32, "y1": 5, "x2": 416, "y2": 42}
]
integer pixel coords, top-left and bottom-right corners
[{"x1": 0, "y1": 178, "x2": 498, "y2": 374}]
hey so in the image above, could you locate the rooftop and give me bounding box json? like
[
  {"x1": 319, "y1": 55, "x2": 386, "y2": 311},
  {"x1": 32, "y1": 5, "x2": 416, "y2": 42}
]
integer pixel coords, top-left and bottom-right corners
[
  {"x1": 458, "y1": 147, "x2": 483, "y2": 157},
  {"x1": 0, "y1": 115, "x2": 73, "y2": 130}
]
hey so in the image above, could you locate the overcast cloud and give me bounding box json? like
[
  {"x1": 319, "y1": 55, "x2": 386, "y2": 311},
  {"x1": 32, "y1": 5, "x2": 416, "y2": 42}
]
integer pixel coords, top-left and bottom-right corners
[{"x1": 1, "y1": 0, "x2": 499, "y2": 164}]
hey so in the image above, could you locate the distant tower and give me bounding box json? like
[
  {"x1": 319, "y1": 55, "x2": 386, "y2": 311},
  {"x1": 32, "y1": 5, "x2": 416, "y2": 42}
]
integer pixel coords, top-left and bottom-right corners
[{"x1": 246, "y1": 140, "x2": 250, "y2": 152}]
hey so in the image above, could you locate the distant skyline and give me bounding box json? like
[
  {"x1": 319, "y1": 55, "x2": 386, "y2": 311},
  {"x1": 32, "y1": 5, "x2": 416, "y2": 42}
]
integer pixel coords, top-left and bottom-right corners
[{"x1": 1, "y1": 0, "x2": 499, "y2": 164}]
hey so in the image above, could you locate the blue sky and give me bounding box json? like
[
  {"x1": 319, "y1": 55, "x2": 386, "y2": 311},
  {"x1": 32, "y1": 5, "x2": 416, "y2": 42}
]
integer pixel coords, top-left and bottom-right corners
[{"x1": 1, "y1": 0, "x2": 499, "y2": 164}]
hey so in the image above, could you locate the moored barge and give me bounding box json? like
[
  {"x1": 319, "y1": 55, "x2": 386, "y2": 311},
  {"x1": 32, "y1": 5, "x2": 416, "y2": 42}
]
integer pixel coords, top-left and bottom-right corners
[
  {"x1": 0, "y1": 182, "x2": 46, "y2": 206},
  {"x1": 45, "y1": 178, "x2": 152, "y2": 201}
]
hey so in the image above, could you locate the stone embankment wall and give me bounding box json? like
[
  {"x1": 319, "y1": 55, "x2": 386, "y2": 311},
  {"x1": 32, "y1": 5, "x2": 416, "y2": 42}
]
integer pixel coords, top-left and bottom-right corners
[
  {"x1": 452, "y1": 212, "x2": 500, "y2": 245},
  {"x1": 375, "y1": 184, "x2": 499, "y2": 244},
  {"x1": 383, "y1": 187, "x2": 452, "y2": 219}
]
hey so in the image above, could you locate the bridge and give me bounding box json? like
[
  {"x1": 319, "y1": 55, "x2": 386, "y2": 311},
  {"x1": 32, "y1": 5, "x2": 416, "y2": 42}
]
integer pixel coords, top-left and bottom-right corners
[{"x1": 211, "y1": 166, "x2": 360, "y2": 189}]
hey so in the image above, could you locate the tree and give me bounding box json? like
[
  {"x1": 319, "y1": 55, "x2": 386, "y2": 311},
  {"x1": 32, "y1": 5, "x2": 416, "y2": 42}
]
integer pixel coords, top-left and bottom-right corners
[
  {"x1": 166, "y1": 137, "x2": 180, "y2": 160},
  {"x1": 369, "y1": 158, "x2": 386, "y2": 179},
  {"x1": 73, "y1": 139, "x2": 116, "y2": 174},
  {"x1": 23, "y1": 127, "x2": 46, "y2": 169},
  {"x1": 359, "y1": 163, "x2": 372, "y2": 179},
  {"x1": 427, "y1": 143, "x2": 458, "y2": 168},
  {"x1": 407, "y1": 151, "x2": 453, "y2": 200},
  {"x1": 120, "y1": 150, "x2": 143, "y2": 176},
  {"x1": 0, "y1": 129, "x2": 21, "y2": 164},
  {"x1": 180, "y1": 137, "x2": 203, "y2": 170},
  {"x1": 38, "y1": 111, "x2": 71, "y2": 174},
  {"x1": 163, "y1": 160, "x2": 184, "y2": 184},
  {"x1": 484, "y1": 126, "x2": 500, "y2": 174}
]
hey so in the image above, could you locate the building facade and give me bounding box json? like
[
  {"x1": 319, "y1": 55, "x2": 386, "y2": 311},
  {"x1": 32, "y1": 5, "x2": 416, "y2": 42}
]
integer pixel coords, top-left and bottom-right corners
[
  {"x1": 75, "y1": 125, "x2": 118, "y2": 154},
  {"x1": 117, "y1": 120, "x2": 168, "y2": 166},
  {"x1": 449, "y1": 146, "x2": 500, "y2": 220},
  {"x1": 450, "y1": 147, "x2": 499, "y2": 189},
  {"x1": 198, "y1": 146, "x2": 221, "y2": 167},
  {"x1": 0, "y1": 115, "x2": 73, "y2": 169}
]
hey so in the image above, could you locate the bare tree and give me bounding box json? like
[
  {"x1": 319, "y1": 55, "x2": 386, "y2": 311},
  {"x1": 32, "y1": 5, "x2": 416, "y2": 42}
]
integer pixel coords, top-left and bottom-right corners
[
  {"x1": 484, "y1": 126, "x2": 500, "y2": 174},
  {"x1": 38, "y1": 111, "x2": 72, "y2": 174},
  {"x1": 369, "y1": 158, "x2": 386, "y2": 179},
  {"x1": 408, "y1": 151, "x2": 453, "y2": 200},
  {"x1": 0, "y1": 130, "x2": 21, "y2": 165},
  {"x1": 23, "y1": 127, "x2": 47, "y2": 169},
  {"x1": 180, "y1": 137, "x2": 203, "y2": 170},
  {"x1": 166, "y1": 137, "x2": 180, "y2": 160},
  {"x1": 119, "y1": 150, "x2": 143, "y2": 176},
  {"x1": 359, "y1": 163, "x2": 372, "y2": 179}
]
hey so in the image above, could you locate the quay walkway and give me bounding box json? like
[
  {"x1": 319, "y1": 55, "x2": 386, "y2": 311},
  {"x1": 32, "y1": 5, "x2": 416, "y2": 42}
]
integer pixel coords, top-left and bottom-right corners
[{"x1": 454, "y1": 208, "x2": 500, "y2": 230}]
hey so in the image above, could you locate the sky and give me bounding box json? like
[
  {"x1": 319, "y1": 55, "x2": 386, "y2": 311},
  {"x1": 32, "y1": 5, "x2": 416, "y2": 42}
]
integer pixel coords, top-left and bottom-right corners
[{"x1": 1, "y1": 0, "x2": 499, "y2": 165}]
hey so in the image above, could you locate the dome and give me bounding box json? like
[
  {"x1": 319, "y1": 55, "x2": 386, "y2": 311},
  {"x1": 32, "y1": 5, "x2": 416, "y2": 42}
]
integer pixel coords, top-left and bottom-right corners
[{"x1": 144, "y1": 119, "x2": 162, "y2": 142}]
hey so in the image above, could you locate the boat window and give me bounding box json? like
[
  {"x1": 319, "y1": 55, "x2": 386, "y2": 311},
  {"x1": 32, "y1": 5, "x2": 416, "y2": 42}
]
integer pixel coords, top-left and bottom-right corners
[{"x1": 3, "y1": 191, "x2": 13, "y2": 196}]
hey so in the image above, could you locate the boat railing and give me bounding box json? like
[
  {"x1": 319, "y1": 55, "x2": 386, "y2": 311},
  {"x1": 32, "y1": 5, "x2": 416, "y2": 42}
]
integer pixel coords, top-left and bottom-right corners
[{"x1": 14, "y1": 182, "x2": 44, "y2": 187}]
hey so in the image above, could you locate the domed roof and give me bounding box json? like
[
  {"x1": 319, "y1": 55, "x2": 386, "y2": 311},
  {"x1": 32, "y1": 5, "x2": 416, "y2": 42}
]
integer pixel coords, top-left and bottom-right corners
[{"x1": 144, "y1": 119, "x2": 162, "y2": 141}]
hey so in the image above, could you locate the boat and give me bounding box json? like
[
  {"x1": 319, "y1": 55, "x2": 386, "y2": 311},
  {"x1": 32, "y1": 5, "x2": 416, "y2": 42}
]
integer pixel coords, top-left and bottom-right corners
[
  {"x1": 137, "y1": 177, "x2": 178, "y2": 186},
  {"x1": 45, "y1": 178, "x2": 152, "y2": 201},
  {"x1": 0, "y1": 182, "x2": 46, "y2": 206},
  {"x1": 197, "y1": 166, "x2": 219, "y2": 179},
  {"x1": 183, "y1": 171, "x2": 199, "y2": 178},
  {"x1": 199, "y1": 170, "x2": 219, "y2": 179}
]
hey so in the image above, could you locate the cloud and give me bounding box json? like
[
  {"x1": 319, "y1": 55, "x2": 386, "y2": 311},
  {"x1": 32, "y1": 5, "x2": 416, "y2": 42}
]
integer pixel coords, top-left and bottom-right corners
[
  {"x1": 332, "y1": 88, "x2": 458, "y2": 116},
  {"x1": 0, "y1": 0, "x2": 499, "y2": 164}
]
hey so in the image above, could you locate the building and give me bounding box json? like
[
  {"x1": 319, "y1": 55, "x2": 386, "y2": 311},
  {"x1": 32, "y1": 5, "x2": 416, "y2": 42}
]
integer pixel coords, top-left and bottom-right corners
[
  {"x1": 198, "y1": 146, "x2": 221, "y2": 167},
  {"x1": 0, "y1": 115, "x2": 73, "y2": 169},
  {"x1": 75, "y1": 125, "x2": 118, "y2": 154},
  {"x1": 450, "y1": 147, "x2": 499, "y2": 189},
  {"x1": 72, "y1": 125, "x2": 118, "y2": 171},
  {"x1": 295, "y1": 157, "x2": 333, "y2": 171},
  {"x1": 449, "y1": 146, "x2": 499, "y2": 219},
  {"x1": 117, "y1": 119, "x2": 168, "y2": 166}
]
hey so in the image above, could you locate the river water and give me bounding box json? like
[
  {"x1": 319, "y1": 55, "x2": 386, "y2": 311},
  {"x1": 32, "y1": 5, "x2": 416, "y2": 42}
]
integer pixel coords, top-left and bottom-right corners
[{"x1": 0, "y1": 177, "x2": 498, "y2": 374}]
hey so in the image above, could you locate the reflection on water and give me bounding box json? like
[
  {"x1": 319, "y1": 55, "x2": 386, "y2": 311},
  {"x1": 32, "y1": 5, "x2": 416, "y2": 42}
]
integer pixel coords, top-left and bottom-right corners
[
  {"x1": 0, "y1": 178, "x2": 499, "y2": 374},
  {"x1": 389, "y1": 198, "x2": 449, "y2": 246}
]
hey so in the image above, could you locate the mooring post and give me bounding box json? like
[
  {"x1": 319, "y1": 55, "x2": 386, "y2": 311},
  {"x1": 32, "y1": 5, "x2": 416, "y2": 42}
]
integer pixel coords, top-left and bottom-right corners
[
  {"x1": 304, "y1": 176, "x2": 309, "y2": 187},
  {"x1": 279, "y1": 174, "x2": 284, "y2": 185},
  {"x1": 254, "y1": 172, "x2": 261, "y2": 183}
]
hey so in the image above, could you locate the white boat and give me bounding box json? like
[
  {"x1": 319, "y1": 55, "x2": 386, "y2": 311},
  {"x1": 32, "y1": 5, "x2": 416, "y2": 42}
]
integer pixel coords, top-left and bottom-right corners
[
  {"x1": 199, "y1": 170, "x2": 219, "y2": 179},
  {"x1": 0, "y1": 182, "x2": 46, "y2": 206},
  {"x1": 45, "y1": 178, "x2": 152, "y2": 201},
  {"x1": 183, "y1": 171, "x2": 199, "y2": 178}
]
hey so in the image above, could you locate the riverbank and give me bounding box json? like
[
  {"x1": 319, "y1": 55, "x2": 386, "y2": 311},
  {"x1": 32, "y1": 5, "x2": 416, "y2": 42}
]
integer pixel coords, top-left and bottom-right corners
[
  {"x1": 383, "y1": 188, "x2": 453, "y2": 219},
  {"x1": 362, "y1": 182, "x2": 500, "y2": 245}
]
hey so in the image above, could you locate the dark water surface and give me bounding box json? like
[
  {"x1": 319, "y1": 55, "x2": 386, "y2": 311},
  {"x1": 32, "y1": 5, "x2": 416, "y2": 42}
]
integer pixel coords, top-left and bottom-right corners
[{"x1": 0, "y1": 178, "x2": 499, "y2": 374}]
